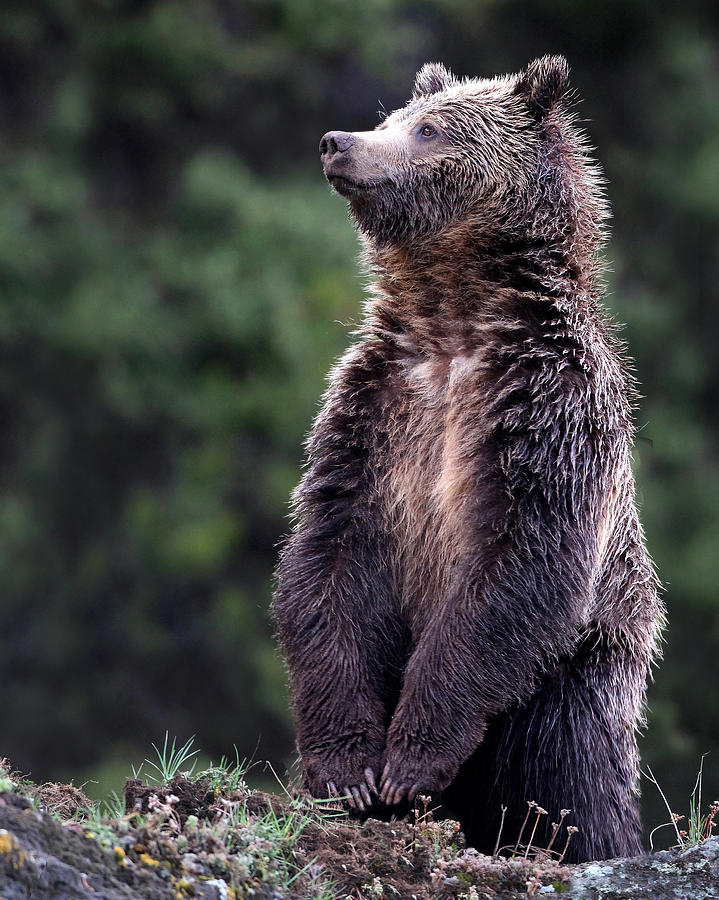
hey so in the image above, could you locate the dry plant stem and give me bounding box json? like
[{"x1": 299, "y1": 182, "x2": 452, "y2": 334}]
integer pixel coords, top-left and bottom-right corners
[
  {"x1": 559, "y1": 826, "x2": 579, "y2": 862},
  {"x1": 410, "y1": 797, "x2": 421, "y2": 857},
  {"x1": 692, "y1": 753, "x2": 706, "y2": 824},
  {"x1": 493, "y1": 805, "x2": 507, "y2": 857},
  {"x1": 547, "y1": 823, "x2": 560, "y2": 855},
  {"x1": 513, "y1": 801, "x2": 536, "y2": 855},
  {"x1": 546, "y1": 809, "x2": 570, "y2": 854},
  {"x1": 524, "y1": 807, "x2": 547, "y2": 859},
  {"x1": 643, "y1": 764, "x2": 684, "y2": 848}
]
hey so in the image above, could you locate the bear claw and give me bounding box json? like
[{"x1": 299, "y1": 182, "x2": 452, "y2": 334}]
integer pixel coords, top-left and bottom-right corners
[
  {"x1": 380, "y1": 761, "x2": 422, "y2": 806},
  {"x1": 325, "y1": 768, "x2": 379, "y2": 811},
  {"x1": 321, "y1": 766, "x2": 381, "y2": 811}
]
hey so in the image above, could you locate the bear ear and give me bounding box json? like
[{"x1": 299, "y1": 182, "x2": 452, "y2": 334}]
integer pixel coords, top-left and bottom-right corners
[
  {"x1": 412, "y1": 62, "x2": 455, "y2": 99},
  {"x1": 514, "y1": 55, "x2": 569, "y2": 117}
]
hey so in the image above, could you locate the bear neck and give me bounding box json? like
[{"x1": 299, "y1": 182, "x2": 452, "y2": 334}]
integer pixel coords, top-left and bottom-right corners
[{"x1": 362, "y1": 215, "x2": 605, "y2": 356}]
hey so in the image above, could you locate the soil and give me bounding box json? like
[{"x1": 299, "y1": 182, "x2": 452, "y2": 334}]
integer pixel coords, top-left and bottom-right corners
[
  {"x1": 298, "y1": 816, "x2": 571, "y2": 899},
  {"x1": 124, "y1": 775, "x2": 218, "y2": 823}
]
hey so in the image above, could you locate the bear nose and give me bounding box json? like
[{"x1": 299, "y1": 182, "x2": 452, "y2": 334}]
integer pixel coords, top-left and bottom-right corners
[{"x1": 319, "y1": 130, "x2": 355, "y2": 158}]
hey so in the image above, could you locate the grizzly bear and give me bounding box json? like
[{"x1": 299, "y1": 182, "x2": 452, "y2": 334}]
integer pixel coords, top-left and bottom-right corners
[{"x1": 273, "y1": 56, "x2": 664, "y2": 863}]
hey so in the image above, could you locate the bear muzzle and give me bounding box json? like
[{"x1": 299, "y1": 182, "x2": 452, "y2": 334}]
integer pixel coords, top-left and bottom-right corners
[{"x1": 320, "y1": 130, "x2": 391, "y2": 197}]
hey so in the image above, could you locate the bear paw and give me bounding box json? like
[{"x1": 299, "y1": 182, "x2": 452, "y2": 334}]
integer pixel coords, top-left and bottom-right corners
[
  {"x1": 304, "y1": 748, "x2": 383, "y2": 812},
  {"x1": 379, "y1": 746, "x2": 457, "y2": 807}
]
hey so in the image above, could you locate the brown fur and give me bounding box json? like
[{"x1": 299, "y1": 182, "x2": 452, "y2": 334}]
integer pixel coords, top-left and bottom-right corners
[{"x1": 273, "y1": 57, "x2": 664, "y2": 862}]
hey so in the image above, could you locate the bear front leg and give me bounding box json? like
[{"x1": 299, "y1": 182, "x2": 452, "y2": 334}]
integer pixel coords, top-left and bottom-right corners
[
  {"x1": 275, "y1": 521, "x2": 397, "y2": 810},
  {"x1": 273, "y1": 349, "x2": 396, "y2": 811},
  {"x1": 378, "y1": 587, "x2": 491, "y2": 806}
]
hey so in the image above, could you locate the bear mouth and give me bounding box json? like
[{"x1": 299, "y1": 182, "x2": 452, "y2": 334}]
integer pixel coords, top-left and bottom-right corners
[{"x1": 326, "y1": 173, "x2": 386, "y2": 197}]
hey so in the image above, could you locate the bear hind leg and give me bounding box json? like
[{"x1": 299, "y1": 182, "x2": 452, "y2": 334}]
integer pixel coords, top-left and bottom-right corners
[{"x1": 443, "y1": 636, "x2": 646, "y2": 863}]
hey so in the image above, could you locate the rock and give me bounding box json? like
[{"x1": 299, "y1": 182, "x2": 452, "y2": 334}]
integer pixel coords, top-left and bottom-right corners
[
  {"x1": 568, "y1": 837, "x2": 719, "y2": 898},
  {"x1": 0, "y1": 792, "x2": 174, "y2": 900}
]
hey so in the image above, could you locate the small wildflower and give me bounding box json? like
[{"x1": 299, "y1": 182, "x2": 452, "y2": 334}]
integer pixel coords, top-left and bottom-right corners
[{"x1": 559, "y1": 826, "x2": 579, "y2": 862}]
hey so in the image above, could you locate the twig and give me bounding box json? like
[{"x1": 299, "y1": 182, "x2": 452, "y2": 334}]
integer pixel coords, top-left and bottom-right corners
[
  {"x1": 493, "y1": 805, "x2": 507, "y2": 857},
  {"x1": 263, "y1": 760, "x2": 294, "y2": 800}
]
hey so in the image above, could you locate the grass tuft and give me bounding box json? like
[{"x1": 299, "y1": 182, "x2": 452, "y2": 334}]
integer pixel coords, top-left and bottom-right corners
[
  {"x1": 645, "y1": 756, "x2": 719, "y2": 850},
  {"x1": 143, "y1": 732, "x2": 200, "y2": 784}
]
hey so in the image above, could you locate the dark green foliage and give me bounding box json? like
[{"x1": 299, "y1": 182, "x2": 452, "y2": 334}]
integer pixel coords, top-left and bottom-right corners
[
  {"x1": 0, "y1": 0, "x2": 368, "y2": 775},
  {"x1": 0, "y1": 0, "x2": 717, "y2": 840}
]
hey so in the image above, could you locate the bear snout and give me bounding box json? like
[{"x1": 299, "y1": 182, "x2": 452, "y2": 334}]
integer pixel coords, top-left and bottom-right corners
[
  {"x1": 319, "y1": 130, "x2": 356, "y2": 160},
  {"x1": 320, "y1": 129, "x2": 392, "y2": 196}
]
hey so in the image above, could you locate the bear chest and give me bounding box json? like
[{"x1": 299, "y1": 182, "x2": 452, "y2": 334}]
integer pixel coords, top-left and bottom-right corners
[{"x1": 379, "y1": 350, "x2": 491, "y2": 618}]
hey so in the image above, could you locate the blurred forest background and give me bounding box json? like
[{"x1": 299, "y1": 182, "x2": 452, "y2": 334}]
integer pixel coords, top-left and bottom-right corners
[{"x1": 1, "y1": 0, "x2": 718, "y2": 842}]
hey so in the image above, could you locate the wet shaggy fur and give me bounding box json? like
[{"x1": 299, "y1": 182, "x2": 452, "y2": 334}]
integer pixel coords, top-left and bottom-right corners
[{"x1": 273, "y1": 56, "x2": 664, "y2": 863}]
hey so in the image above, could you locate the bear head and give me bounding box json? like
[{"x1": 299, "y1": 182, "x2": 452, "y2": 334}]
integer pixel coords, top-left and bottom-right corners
[{"x1": 319, "y1": 56, "x2": 588, "y2": 249}]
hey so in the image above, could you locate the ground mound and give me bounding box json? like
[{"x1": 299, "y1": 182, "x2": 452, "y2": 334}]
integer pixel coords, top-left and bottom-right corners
[{"x1": 1, "y1": 759, "x2": 718, "y2": 898}]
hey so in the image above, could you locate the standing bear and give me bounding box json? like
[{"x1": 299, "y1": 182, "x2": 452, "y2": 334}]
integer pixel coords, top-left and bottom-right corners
[{"x1": 273, "y1": 56, "x2": 664, "y2": 863}]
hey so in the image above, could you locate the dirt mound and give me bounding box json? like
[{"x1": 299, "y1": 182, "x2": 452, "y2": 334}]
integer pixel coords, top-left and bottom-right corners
[
  {"x1": 0, "y1": 774, "x2": 572, "y2": 899},
  {"x1": 3, "y1": 768, "x2": 718, "y2": 899},
  {"x1": 299, "y1": 814, "x2": 571, "y2": 899}
]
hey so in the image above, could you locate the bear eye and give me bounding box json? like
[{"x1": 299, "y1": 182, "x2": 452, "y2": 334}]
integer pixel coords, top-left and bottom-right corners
[{"x1": 419, "y1": 123, "x2": 437, "y2": 138}]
